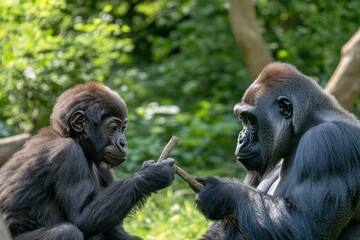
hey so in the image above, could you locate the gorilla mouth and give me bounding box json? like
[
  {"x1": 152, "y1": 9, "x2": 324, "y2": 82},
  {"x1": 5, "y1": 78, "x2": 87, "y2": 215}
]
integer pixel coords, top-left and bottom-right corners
[
  {"x1": 104, "y1": 153, "x2": 127, "y2": 167},
  {"x1": 237, "y1": 154, "x2": 257, "y2": 161},
  {"x1": 236, "y1": 155, "x2": 260, "y2": 171}
]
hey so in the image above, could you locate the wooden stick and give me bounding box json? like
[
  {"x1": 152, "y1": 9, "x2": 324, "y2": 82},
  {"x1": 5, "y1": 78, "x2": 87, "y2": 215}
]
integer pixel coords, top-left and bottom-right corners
[
  {"x1": 157, "y1": 137, "x2": 247, "y2": 238},
  {"x1": 157, "y1": 136, "x2": 180, "y2": 161},
  {"x1": 157, "y1": 136, "x2": 203, "y2": 192},
  {"x1": 175, "y1": 165, "x2": 203, "y2": 192}
]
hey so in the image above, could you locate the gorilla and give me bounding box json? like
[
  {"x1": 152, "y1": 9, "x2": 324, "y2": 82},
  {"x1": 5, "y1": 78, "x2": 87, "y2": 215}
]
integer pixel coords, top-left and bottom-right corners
[
  {"x1": 0, "y1": 82, "x2": 176, "y2": 240},
  {"x1": 196, "y1": 62, "x2": 360, "y2": 240}
]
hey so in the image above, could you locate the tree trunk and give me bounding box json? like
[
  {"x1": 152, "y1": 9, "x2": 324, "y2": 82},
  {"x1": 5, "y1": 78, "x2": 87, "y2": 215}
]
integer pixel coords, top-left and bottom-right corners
[
  {"x1": 227, "y1": 0, "x2": 274, "y2": 80},
  {"x1": 324, "y1": 28, "x2": 360, "y2": 109},
  {"x1": 0, "y1": 133, "x2": 30, "y2": 167}
]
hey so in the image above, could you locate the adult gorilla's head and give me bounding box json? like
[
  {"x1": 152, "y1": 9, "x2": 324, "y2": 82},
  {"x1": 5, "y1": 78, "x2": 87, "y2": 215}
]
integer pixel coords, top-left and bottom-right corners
[
  {"x1": 233, "y1": 62, "x2": 336, "y2": 173},
  {"x1": 50, "y1": 82, "x2": 128, "y2": 166}
]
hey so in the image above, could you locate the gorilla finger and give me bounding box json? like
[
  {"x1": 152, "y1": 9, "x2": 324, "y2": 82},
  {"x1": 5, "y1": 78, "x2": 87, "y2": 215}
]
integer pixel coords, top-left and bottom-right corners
[
  {"x1": 161, "y1": 158, "x2": 175, "y2": 165},
  {"x1": 142, "y1": 160, "x2": 155, "y2": 167},
  {"x1": 195, "y1": 177, "x2": 207, "y2": 186},
  {"x1": 170, "y1": 175, "x2": 175, "y2": 182}
]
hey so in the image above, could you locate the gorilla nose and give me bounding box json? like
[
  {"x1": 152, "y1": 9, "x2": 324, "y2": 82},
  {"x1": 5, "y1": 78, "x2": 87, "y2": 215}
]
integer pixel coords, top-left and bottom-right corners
[
  {"x1": 119, "y1": 141, "x2": 126, "y2": 148},
  {"x1": 238, "y1": 131, "x2": 246, "y2": 145},
  {"x1": 116, "y1": 137, "x2": 128, "y2": 153}
]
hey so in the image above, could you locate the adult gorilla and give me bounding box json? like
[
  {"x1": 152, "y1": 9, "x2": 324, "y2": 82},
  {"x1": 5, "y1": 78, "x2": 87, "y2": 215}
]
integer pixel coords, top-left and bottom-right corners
[
  {"x1": 0, "y1": 82, "x2": 176, "y2": 240},
  {"x1": 197, "y1": 63, "x2": 360, "y2": 240}
]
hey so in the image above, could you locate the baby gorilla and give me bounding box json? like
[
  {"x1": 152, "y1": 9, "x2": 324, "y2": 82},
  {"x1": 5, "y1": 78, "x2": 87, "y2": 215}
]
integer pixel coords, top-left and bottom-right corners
[{"x1": 0, "y1": 82, "x2": 176, "y2": 240}]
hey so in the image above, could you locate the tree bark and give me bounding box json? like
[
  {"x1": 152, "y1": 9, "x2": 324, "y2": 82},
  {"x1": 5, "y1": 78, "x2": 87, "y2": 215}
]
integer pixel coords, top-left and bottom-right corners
[
  {"x1": 0, "y1": 133, "x2": 30, "y2": 167},
  {"x1": 324, "y1": 28, "x2": 360, "y2": 109},
  {"x1": 228, "y1": 0, "x2": 274, "y2": 80}
]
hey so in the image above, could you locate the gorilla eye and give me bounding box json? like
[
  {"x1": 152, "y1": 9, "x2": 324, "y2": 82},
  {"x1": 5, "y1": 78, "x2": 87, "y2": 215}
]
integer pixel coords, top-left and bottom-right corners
[
  {"x1": 108, "y1": 124, "x2": 119, "y2": 134},
  {"x1": 248, "y1": 117, "x2": 256, "y2": 126},
  {"x1": 249, "y1": 116, "x2": 257, "y2": 126}
]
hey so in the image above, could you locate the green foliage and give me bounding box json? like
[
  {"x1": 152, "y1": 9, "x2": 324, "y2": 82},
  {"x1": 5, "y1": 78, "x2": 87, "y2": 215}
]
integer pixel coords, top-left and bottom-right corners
[
  {"x1": 121, "y1": 101, "x2": 240, "y2": 171},
  {"x1": 123, "y1": 183, "x2": 212, "y2": 240},
  {"x1": 0, "y1": 0, "x2": 130, "y2": 133},
  {"x1": 0, "y1": 0, "x2": 360, "y2": 185},
  {"x1": 1, "y1": 0, "x2": 359, "y2": 238},
  {"x1": 1, "y1": 0, "x2": 359, "y2": 178},
  {"x1": 1, "y1": 0, "x2": 359, "y2": 177},
  {"x1": 257, "y1": 0, "x2": 360, "y2": 83},
  {"x1": 140, "y1": 0, "x2": 250, "y2": 107}
]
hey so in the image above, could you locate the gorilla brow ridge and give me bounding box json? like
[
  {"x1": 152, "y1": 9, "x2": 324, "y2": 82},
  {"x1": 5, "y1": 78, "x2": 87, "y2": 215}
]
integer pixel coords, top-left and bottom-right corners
[{"x1": 243, "y1": 82, "x2": 262, "y2": 106}]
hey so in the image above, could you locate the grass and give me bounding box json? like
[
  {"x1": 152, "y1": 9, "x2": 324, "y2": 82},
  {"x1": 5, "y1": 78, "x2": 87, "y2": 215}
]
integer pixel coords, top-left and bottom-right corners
[{"x1": 123, "y1": 180, "x2": 213, "y2": 240}]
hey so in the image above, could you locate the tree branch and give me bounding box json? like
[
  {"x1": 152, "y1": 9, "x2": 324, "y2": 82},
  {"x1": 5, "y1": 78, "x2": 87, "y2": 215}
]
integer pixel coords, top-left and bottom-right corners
[
  {"x1": 324, "y1": 28, "x2": 360, "y2": 109},
  {"x1": 157, "y1": 136, "x2": 203, "y2": 191}
]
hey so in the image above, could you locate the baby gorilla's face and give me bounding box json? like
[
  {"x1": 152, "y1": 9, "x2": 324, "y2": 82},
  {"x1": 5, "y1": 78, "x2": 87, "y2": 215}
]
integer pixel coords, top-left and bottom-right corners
[{"x1": 102, "y1": 115, "x2": 128, "y2": 167}]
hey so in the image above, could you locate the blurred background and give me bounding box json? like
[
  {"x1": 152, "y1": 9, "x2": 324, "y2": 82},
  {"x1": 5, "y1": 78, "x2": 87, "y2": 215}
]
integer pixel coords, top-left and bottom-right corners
[{"x1": 0, "y1": 0, "x2": 359, "y2": 239}]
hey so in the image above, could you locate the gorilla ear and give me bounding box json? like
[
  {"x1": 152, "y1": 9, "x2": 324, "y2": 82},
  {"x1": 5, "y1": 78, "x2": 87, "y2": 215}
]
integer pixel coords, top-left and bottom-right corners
[
  {"x1": 277, "y1": 96, "x2": 293, "y2": 119},
  {"x1": 70, "y1": 110, "x2": 86, "y2": 132}
]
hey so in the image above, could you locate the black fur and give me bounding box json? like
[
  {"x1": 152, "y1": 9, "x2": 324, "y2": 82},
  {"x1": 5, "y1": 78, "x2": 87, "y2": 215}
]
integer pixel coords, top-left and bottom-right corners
[
  {"x1": 0, "y1": 82, "x2": 176, "y2": 240},
  {"x1": 197, "y1": 63, "x2": 360, "y2": 240}
]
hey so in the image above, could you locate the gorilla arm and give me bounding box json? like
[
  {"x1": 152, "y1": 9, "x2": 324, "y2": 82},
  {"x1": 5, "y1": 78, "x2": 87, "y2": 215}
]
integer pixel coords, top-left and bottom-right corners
[
  {"x1": 196, "y1": 122, "x2": 360, "y2": 239},
  {"x1": 53, "y1": 142, "x2": 175, "y2": 237},
  {"x1": 197, "y1": 176, "x2": 300, "y2": 239}
]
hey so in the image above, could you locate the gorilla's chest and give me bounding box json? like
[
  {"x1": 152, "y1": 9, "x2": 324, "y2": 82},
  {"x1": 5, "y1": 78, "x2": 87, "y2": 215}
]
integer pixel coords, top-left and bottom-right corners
[{"x1": 257, "y1": 161, "x2": 282, "y2": 194}]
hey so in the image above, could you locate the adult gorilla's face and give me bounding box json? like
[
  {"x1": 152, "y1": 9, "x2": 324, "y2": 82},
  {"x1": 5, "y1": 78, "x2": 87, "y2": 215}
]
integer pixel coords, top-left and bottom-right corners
[
  {"x1": 233, "y1": 79, "x2": 294, "y2": 172},
  {"x1": 233, "y1": 104, "x2": 264, "y2": 171}
]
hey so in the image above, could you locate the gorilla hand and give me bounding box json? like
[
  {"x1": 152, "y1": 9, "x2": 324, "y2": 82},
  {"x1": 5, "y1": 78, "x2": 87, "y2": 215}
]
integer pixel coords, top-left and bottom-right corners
[
  {"x1": 136, "y1": 158, "x2": 176, "y2": 193},
  {"x1": 196, "y1": 176, "x2": 238, "y2": 220}
]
